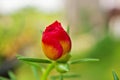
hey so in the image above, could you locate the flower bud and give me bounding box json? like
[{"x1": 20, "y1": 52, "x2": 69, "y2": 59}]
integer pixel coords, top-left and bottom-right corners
[
  {"x1": 55, "y1": 63, "x2": 69, "y2": 73},
  {"x1": 42, "y1": 21, "x2": 71, "y2": 60}
]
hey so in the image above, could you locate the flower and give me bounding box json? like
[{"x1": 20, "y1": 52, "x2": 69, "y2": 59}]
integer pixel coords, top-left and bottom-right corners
[{"x1": 42, "y1": 21, "x2": 71, "y2": 60}]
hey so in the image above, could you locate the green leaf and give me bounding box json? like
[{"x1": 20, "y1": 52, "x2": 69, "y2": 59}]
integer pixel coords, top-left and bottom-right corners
[
  {"x1": 8, "y1": 71, "x2": 16, "y2": 80},
  {"x1": 40, "y1": 29, "x2": 43, "y2": 34},
  {"x1": 51, "y1": 74, "x2": 80, "y2": 79},
  {"x1": 17, "y1": 55, "x2": 52, "y2": 63},
  {"x1": 69, "y1": 58, "x2": 99, "y2": 64},
  {"x1": 0, "y1": 77, "x2": 9, "y2": 80},
  {"x1": 31, "y1": 66, "x2": 40, "y2": 80},
  {"x1": 67, "y1": 26, "x2": 70, "y2": 34},
  {"x1": 112, "y1": 71, "x2": 119, "y2": 80},
  {"x1": 24, "y1": 62, "x2": 45, "y2": 72}
]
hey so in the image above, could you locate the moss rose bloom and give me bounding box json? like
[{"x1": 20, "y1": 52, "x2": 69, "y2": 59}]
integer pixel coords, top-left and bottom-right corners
[{"x1": 42, "y1": 21, "x2": 71, "y2": 60}]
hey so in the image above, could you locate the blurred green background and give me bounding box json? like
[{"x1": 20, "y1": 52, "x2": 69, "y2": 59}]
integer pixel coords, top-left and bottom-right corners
[{"x1": 0, "y1": 0, "x2": 120, "y2": 80}]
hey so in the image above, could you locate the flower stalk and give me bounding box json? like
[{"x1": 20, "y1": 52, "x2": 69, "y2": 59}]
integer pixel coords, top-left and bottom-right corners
[{"x1": 40, "y1": 62, "x2": 55, "y2": 80}]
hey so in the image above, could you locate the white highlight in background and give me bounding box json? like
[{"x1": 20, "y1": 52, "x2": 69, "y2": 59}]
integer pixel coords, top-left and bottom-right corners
[{"x1": 0, "y1": 0, "x2": 64, "y2": 14}]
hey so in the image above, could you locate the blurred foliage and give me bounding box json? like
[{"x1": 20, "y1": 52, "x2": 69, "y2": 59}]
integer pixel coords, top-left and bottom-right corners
[
  {"x1": 0, "y1": 7, "x2": 63, "y2": 59},
  {"x1": 70, "y1": 34, "x2": 120, "y2": 80},
  {"x1": 0, "y1": 7, "x2": 64, "y2": 80}
]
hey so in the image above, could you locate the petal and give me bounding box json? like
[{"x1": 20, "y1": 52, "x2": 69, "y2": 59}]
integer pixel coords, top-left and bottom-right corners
[
  {"x1": 60, "y1": 40, "x2": 71, "y2": 55},
  {"x1": 42, "y1": 36, "x2": 63, "y2": 60}
]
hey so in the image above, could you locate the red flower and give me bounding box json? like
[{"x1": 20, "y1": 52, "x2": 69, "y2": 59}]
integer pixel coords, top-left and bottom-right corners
[{"x1": 42, "y1": 21, "x2": 71, "y2": 60}]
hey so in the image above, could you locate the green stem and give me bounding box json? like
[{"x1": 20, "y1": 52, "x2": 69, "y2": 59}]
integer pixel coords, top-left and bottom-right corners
[{"x1": 41, "y1": 62, "x2": 55, "y2": 80}]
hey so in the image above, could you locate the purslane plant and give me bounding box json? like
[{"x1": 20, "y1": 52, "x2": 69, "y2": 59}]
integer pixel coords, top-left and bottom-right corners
[
  {"x1": 16, "y1": 21, "x2": 99, "y2": 80},
  {"x1": 0, "y1": 21, "x2": 118, "y2": 80}
]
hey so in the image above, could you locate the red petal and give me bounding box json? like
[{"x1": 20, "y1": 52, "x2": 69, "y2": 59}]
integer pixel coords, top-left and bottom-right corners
[{"x1": 42, "y1": 35, "x2": 63, "y2": 60}]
